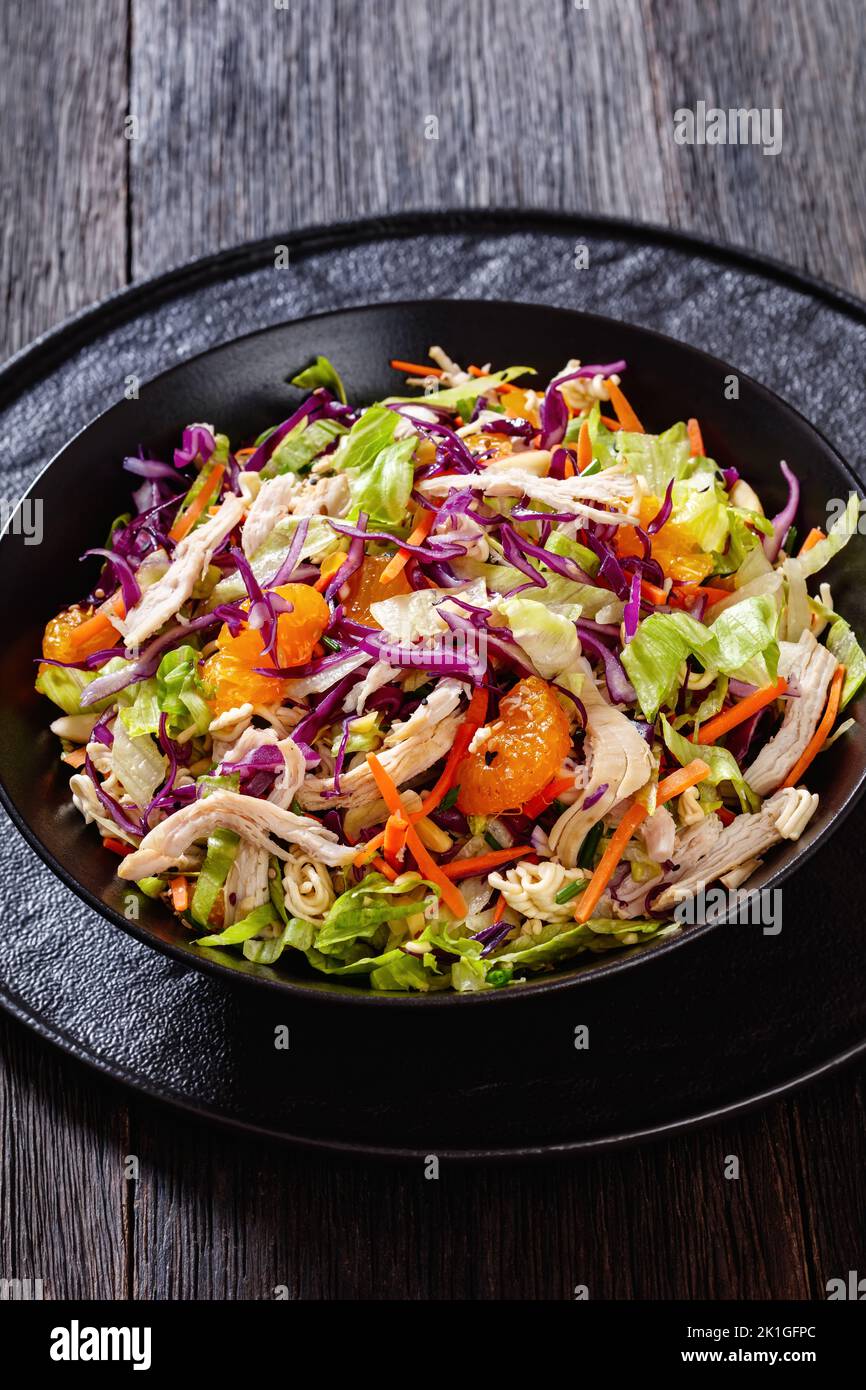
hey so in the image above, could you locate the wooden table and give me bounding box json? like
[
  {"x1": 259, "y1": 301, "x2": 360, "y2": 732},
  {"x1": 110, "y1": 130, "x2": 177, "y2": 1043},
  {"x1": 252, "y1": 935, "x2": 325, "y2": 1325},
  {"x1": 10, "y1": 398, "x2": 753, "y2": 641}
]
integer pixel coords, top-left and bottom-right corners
[{"x1": 2, "y1": 0, "x2": 864, "y2": 1300}]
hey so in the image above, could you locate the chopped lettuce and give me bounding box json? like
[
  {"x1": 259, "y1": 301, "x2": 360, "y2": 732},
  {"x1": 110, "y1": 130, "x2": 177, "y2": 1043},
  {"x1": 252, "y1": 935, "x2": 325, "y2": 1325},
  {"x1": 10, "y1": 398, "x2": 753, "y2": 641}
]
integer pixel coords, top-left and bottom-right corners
[
  {"x1": 618, "y1": 421, "x2": 699, "y2": 494},
  {"x1": 312, "y1": 871, "x2": 430, "y2": 960},
  {"x1": 622, "y1": 596, "x2": 779, "y2": 720},
  {"x1": 110, "y1": 718, "x2": 167, "y2": 809},
  {"x1": 497, "y1": 596, "x2": 580, "y2": 679},
  {"x1": 798, "y1": 493, "x2": 860, "y2": 578},
  {"x1": 661, "y1": 714, "x2": 758, "y2": 812},
  {"x1": 194, "y1": 902, "x2": 279, "y2": 947},
  {"x1": 330, "y1": 405, "x2": 417, "y2": 526},
  {"x1": 390, "y1": 366, "x2": 532, "y2": 411},
  {"x1": 190, "y1": 827, "x2": 240, "y2": 928},
  {"x1": 261, "y1": 417, "x2": 346, "y2": 479},
  {"x1": 290, "y1": 354, "x2": 347, "y2": 404},
  {"x1": 825, "y1": 617, "x2": 866, "y2": 709}
]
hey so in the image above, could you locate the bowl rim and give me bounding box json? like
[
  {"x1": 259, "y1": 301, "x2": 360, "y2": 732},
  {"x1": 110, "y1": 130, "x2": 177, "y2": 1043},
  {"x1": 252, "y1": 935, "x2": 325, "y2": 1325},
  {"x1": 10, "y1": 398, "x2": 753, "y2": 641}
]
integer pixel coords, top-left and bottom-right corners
[{"x1": 2, "y1": 292, "x2": 865, "y2": 1008}]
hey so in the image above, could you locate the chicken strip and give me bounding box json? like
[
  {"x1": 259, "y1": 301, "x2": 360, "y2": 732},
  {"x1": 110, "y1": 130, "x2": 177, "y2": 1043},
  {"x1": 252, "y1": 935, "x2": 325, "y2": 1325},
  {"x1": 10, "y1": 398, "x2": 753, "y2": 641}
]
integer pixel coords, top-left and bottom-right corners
[
  {"x1": 745, "y1": 631, "x2": 839, "y2": 795},
  {"x1": 418, "y1": 464, "x2": 640, "y2": 526},
  {"x1": 299, "y1": 712, "x2": 461, "y2": 809},
  {"x1": 220, "y1": 727, "x2": 307, "y2": 922},
  {"x1": 549, "y1": 672, "x2": 653, "y2": 866},
  {"x1": 653, "y1": 787, "x2": 818, "y2": 911},
  {"x1": 121, "y1": 493, "x2": 246, "y2": 648},
  {"x1": 117, "y1": 788, "x2": 355, "y2": 880},
  {"x1": 242, "y1": 471, "x2": 349, "y2": 558}
]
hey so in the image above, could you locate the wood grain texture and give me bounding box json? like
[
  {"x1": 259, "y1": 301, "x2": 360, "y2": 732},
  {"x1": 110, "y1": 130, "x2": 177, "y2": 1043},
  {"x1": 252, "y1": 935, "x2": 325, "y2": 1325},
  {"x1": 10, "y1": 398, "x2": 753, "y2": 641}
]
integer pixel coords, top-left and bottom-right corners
[
  {"x1": 2, "y1": 0, "x2": 866, "y2": 1301},
  {"x1": 0, "y1": 0, "x2": 128, "y2": 357}
]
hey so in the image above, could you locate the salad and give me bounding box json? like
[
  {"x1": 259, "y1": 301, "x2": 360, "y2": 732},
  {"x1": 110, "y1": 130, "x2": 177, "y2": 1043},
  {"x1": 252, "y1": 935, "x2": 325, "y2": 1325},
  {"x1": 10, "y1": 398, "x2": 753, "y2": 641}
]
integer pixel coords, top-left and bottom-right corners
[{"x1": 36, "y1": 346, "x2": 864, "y2": 992}]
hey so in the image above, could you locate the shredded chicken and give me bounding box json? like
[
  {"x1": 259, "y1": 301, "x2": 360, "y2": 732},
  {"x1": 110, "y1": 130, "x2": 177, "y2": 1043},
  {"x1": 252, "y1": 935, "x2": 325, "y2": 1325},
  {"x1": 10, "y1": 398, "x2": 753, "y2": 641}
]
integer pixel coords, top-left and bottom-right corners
[
  {"x1": 745, "y1": 632, "x2": 839, "y2": 795},
  {"x1": 418, "y1": 464, "x2": 640, "y2": 527},
  {"x1": 121, "y1": 494, "x2": 246, "y2": 648},
  {"x1": 550, "y1": 668, "x2": 653, "y2": 866},
  {"x1": 242, "y1": 472, "x2": 348, "y2": 558},
  {"x1": 117, "y1": 788, "x2": 355, "y2": 880},
  {"x1": 653, "y1": 788, "x2": 818, "y2": 911},
  {"x1": 299, "y1": 711, "x2": 461, "y2": 809}
]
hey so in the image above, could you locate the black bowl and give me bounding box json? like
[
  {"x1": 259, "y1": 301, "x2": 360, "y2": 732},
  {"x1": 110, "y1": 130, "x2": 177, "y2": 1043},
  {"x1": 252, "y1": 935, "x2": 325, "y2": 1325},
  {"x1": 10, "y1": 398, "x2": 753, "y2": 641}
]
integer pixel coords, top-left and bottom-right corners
[{"x1": 1, "y1": 299, "x2": 864, "y2": 1004}]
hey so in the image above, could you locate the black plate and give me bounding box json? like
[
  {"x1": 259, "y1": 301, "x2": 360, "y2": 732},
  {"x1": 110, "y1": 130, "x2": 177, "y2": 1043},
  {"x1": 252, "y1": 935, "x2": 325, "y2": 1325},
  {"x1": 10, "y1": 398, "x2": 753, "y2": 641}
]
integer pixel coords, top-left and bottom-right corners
[
  {"x1": 1, "y1": 212, "x2": 865, "y2": 1156},
  {"x1": 1, "y1": 295, "x2": 864, "y2": 1003}
]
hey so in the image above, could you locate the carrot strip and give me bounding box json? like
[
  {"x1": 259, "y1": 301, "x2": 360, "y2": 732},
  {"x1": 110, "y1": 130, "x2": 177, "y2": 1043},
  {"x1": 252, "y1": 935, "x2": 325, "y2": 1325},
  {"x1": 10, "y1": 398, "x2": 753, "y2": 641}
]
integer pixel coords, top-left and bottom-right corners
[
  {"x1": 420, "y1": 685, "x2": 489, "y2": 814},
  {"x1": 68, "y1": 592, "x2": 126, "y2": 651},
  {"x1": 235, "y1": 447, "x2": 256, "y2": 461},
  {"x1": 314, "y1": 549, "x2": 348, "y2": 592},
  {"x1": 782, "y1": 666, "x2": 844, "y2": 787},
  {"x1": 62, "y1": 747, "x2": 88, "y2": 768},
  {"x1": 101, "y1": 836, "x2": 129, "y2": 856},
  {"x1": 441, "y1": 845, "x2": 535, "y2": 881},
  {"x1": 687, "y1": 418, "x2": 705, "y2": 457},
  {"x1": 692, "y1": 678, "x2": 788, "y2": 746},
  {"x1": 600, "y1": 414, "x2": 622, "y2": 431},
  {"x1": 656, "y1": 759, "x2": 711, "y2": 804},
  {"x1": 354, "y1": 831, "x2": 385, "y2": 867},
  {"x1": 169, "y1": 463, "x2": 225, "y2": 542},
  {"x1": 383, "y1": 813, "x2": 408, "y2": 865},
  {"x1": 403, "y1": 822, "x2": 467, "y2": 916},
  {"x1": 562, "y1": 453, "x2": 575, "y2": 478},
  {"x1": 640, "y1": 579, "x2": 669, "y2": 606},
  {"x1": 371, "y1": 856, "x2": 398, "y2": 883},
  {"x1": 522, "y1": 774, "x2": 574, "y2": 820},
  {"x1": 670, "y1": 582, "x2": 732, "y2": 610},
  {"x1": 605, "y1": 379, "x2": 644, "y2": 433},
  {"x1": 492, "y1": 893, "x2": 506, "y2": 925},
  {"x1": 577, "y1": 419, "x2": 592, "y2": 472},
  {"x1": 390, "y1": 359, "x2": 444, "y2": 378},
  {"x1": 574, "y1": 760, "x2": 712, "y2": 924},
  {"x1": 467, "y1": 365, "x2": 486, "y2": 377},
  {"x1": 169, "y1": 876, "x2": 189, "y2": 913},
  {"x1": 379, "y1": 509, "x2": 435, "y2": 585},
  {"x1": 574, "y1": 804, "x2": 648, "y2": 923},
  {"x1": 798, "y1": 527, "x2": 826, "y2": 556}
]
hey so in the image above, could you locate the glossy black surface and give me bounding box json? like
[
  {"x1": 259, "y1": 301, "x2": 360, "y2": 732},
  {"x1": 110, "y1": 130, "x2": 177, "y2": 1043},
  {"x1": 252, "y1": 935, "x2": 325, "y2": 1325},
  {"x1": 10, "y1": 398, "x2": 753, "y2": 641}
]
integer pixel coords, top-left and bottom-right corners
[{"x1": 0, "y1": 214, "x2": 864, "y2": 1154}]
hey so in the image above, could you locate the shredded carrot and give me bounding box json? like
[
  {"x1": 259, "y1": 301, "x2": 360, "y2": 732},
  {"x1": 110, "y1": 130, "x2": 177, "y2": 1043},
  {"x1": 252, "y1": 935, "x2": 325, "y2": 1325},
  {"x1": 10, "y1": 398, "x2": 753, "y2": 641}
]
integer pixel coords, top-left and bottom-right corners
[
  {"x1": 353, "y1": 832, "x2": 385, "y2": 867},
  {"x1": 62, "y1": 747, "x2": 88, "y2": 768},
  {"x1": 383, "y1": 813, "x2": 408, "y2": 865},
  {"x1": 605, "y1": 379, "x2": 644, "y2": 433},
  {"x1": 687, "y1": 418, "x2": 705, "y2": 457},
  {"x1": 640, "y1": 579, "x2": 669, "y2": 606},
  {"x1": 169, "y1": 876, "x2": 189, "y2": 913},
  {"x1": 492, "y1": 893, "x2": 506, "y2": 925},
  {"x1": 656, "y1": 759, "x2": 711, "y2": 804},
  {"x1": 798, "y1": 527, "x2": 826, "y2": 556},
  {"x1": 379, "y1": 508, "x2": 435, "y2": 585},
  {"x1": 314, "y1": 549, "x2": 348, "y2": 592},
  {"x1": 371, "y1": 855, "x2": 398, "y2": 882},
  {"x1": 782, "y1": 666, "x2": 844, "y2": 787},
  {"x1": 562, "y1": 452, "x2": 575, "y2": 478},
  {"x1": 420, "y1": 685, "x2": 489, "y2": 814},
  {"x1": 365, "y1": 753, "x2": 467, "y2": 915},
  {"x1": 574, "y1": 760, "x2": 711, "y2": 923},
  {"x1": 101, "y1": 836, "x2": 129, "y2": 856},
  {"x1": 169, "y1": 463, "x2": 225, "y2": 543},
  {"x1": 467, "y1": 365, "x2": 486, "y2": 378},
  {"x1": 441, "y1": 845, "x2": 535, "y2": 881},
  {"x1": 670, "y1": 582, "x2": 732, "y2": 610},
  {"x1": 68, "y1": 592, "x2": 126, "y2": 652},
  {"x1": 522, "y1": 774, "x2": 574, "y2": 820},
  {"x1": 693, "y1": 678, "x2": 787, "y2": 746},
  {"x1": 577, "y1": 419, "x2": 592, "y2": 472},
  {"x1": 390, "y1": 359, "x2": 444, "y2": 378},
  {"x1": 235, "y1": 447, "x2": 256, "y2": 461},
  {"x1": 574, "y1": 803, "x2": 648, "y2": 923},
  {"x1": 600, "y1": 414, "x2": 622, "y2": 431}
]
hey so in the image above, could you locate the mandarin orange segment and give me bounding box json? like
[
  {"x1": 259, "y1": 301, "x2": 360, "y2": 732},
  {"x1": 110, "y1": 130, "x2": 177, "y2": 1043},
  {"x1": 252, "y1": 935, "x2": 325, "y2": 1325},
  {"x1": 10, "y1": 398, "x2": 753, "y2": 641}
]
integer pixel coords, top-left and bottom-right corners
[
  {"x1": 456, "y1": 676, "x2": 572, "y2": 815},
  {"x1": 41, "y1": 604, "x2": 116, "y2": 663},
  {"x1": 214, "y1": 583, "x2": 329, "y2": 670},
  {"x1": 463, "y1": 431, "x2": 514, "y2": 463},
  {"x1": 617, "y1": 496, "x2": 716, "y2": 583},
  {"x1": 343, "y1": 556, "x2": 412, "y2": 627},
  {"x1": 199, "y1": 649, "x2": 287, "y2": 717}
]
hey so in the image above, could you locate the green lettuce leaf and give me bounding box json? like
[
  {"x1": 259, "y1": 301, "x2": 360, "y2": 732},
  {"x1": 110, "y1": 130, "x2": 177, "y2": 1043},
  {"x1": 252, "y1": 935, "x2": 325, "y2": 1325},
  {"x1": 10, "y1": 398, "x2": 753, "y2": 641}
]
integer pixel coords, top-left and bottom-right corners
[
  {"x1": 798, "y1": 493, "x2": 860, "y2": 578},
  {"x1": 313, "y1": 871, "x2": 430, "y2": 960},
  {"x1": 618, "y1": 421, "x2": 700, "y2": 494},
  {"x1": 190, "y1": 827, "x2": 240, "y2": 927},
  {"x1": 261, "y1": 417, "x2": 346, "y2": 479},
  {"x1": 290, "y1": 354, "x2": 347, "y2": 403},
  {"x1": 194, "y1": 902, "x2": 279, "y2": 948},
  {"x1": 110, "y1": 717, "x2": 166, "y2": 808},
  {"x1": 826, "y1": 617, "x2": 866, "y2": 709},
  {"x1": 389, "y1": 366, "x2": 532, "y2": 410},
  {"x1": 660, "y1": 714, "x2": 758, "y2": 812},
  {"x1": 497, "y1": 596, "x2": 580, "y2": 679}
]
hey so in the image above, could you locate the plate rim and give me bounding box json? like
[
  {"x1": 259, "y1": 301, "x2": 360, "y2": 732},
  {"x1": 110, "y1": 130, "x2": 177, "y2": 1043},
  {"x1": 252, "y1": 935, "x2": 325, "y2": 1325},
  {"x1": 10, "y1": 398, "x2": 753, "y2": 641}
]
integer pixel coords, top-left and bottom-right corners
[{"x1": 3, "y1": 286, "x2": 866, "y2": 1006}]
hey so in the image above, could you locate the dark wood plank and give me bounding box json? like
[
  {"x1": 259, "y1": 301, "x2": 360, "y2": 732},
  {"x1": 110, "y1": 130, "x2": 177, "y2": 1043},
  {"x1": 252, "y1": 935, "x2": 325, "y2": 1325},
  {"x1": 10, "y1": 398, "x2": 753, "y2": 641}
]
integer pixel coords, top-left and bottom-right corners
[
  {"x1": 0, "y1": 0, "x2": 129, "y2": 1299},
  {"x1": 0, "y1": 0, "x2": 128, "y2": 357},
  {"x1": 644, "y1": 0, "x2": 866, "y2": 294}
]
